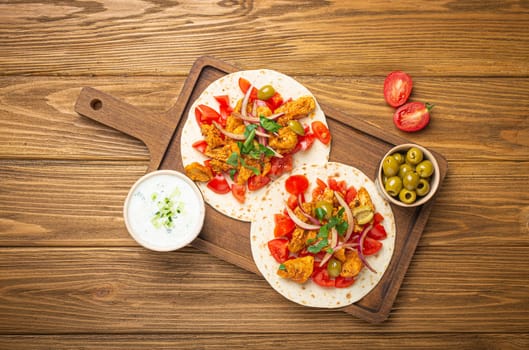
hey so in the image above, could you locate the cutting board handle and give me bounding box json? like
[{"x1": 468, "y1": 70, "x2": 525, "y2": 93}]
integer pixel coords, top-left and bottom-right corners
[{"x1": 74, "y1": 87, "x2": 177, "y2": 171}]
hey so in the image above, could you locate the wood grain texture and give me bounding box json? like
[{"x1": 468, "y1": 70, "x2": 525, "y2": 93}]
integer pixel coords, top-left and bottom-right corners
[
  {"x1": 0, "y1": 247, "x2": 528, "y2": 334},
  {"x1": 1, "y1": 0, "x2": 529, "y2": 346},
  {"x1": 1, "y1": 334, "x2": 528, "y2": 350},
  {"x1": 1, "y1": 1, "x2": 529, "y2": 76},
  {"x1": 1, "y1": 76, "x2": 528, "y2": 161}
]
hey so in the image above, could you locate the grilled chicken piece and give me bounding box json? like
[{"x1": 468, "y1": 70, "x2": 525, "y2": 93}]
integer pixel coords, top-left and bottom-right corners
[
  {"x1": 340, "y1": 250, "x2": 363, "y2": 278},
  {"x1": 277, "y1": 256, "x2": 314, "y2": 283},
  {"x1": 184, "y1": 162, "x2": 213, "y2": 182},
  {"x1": 276, "y1": 96, "x2": 316, "y2": 125}
]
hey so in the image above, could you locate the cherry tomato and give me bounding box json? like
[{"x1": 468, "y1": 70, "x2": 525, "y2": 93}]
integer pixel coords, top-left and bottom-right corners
[
  {"x1": 362, "y1": 237, "x2": 383, "y2": 256},
  {"x1": 206, "y1": 174, "x2": 231, "y2": 194},
  {"x1": 285, "y1": 174, "x2": 309, "y2": 195},
  {"x1": 231, "y1": 183, "x2": 246, "y2": 204},
  {"x1": 383, "y1": 71, "x2": 413, "y2": 107},
  {"x1": 311, "y1": 121, "x2": 331, "y2": 145},
  {"x1": 335, "y1": 276, "x2": 355, "y2": 288},
  {"x1": 191, "y1": 140, "x2": 207, "y2": 153},
  {"x1": 195, "y1": 104, "x2": 221, "y2": 125},
  {"x1": 311, "y1": 264, "x2": 335, "y2": 287},
  {"x1": 367, "y1": 224, "x2": 387, "y2": 240},
  {"x1": 286, "y1": 194, "x2": 298, "y2": 211},
  {"x1": 273, "y1": 213, "x2": 296, "y2": 237},
  {"x1": 268, "y1": 238, "x2": 290, "y2": 263},
  {"x1": 247, "y1": 175, "x2": 271, "y2": 191},
  {"x1": 373, "y1": 212, "x2": 384, "y2": 224},
  {"x1": 393, "y1": 102, "x2": 433, "y2": 132},
  {"x1": 269, "y1": 154, "x2": 293, "y2": 177},
  {"x1": 238, "y1": 77, "x2": 258, "y2": 100}
]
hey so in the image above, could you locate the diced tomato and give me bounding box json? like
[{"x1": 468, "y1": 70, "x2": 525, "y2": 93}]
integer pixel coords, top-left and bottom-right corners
[
  {"x1": 206, "y1": 174, "x2": 231, "y2": 194},
  {"x1": 268, "y1": 238, "x2": 290, "y2": 263},
  {"x1": 368, "y1": 224, "x2": 387, "y2": 240},
  {"x1": 335, "y1": 276, "x2": 355, "y2": 288},
  {"x1": 311, "y1": 121, "x2": 331, "y2": 145},
  {"x1": 214, "y1": 95, "x2": 232, "y2": 125},
  {"x1": 373, "y1": 212, "x2": 384, "y2": 224},
  {"x1": 265, "y1": 92, "x2": 284, "y2": 111},
  {"x1": 231, "y1": 183, "x2": 246, "y2": 204},
  {"x1": 362, "y1": 237, "x2": 383, "y2": 256},
  {"x1": 311, "y1": 177, "x2": 327, "y2": 200},
  {"x1": 328, "y1": 177, "x2": 347, "y2": 195},
  {"x1": 247, "y1": 175, "x2": 271, "y2": 191},
  {"x1": 345, "y1": 186, "x2": 358, "y2": 204},
  {"x1": 192, "y1": 140, "x2": 208, "y2": 153},
  {"x1": 294, "y1": 131, "x2": 315, "y2": 153},
  {"x1": 311, "y1": 264, "x2": 335, "y2": 287},
  {"x1": 269, "y1": 154, "x2": 293, "y2": 177},
  {"x1": 195, "y1": 104, "x2": 221, "y2": 125},
  {"x1": 286, "y1": 194, "x2": 298, "y2": 211},
  {"x1": 285, "y1": 174, "x2": 309, "y2": 195},
  {"x1": 273, "y1": 213, "x2": 296, "y2": 238},
  {"x1": 238, "y1": 77, "x2": 258, "y2": 100}
]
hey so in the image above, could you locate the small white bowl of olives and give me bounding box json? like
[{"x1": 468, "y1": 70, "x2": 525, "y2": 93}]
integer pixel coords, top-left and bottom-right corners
[{"x1": 377, "y1": 143, "x2": 440, "y2": 207}]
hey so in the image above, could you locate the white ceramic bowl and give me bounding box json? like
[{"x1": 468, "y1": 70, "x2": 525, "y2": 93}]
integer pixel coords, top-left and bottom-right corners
[
  {"x1": 377, "y1": 143, "x2": 440, "y2": 208},
  {"x1": 123, "y1": 170, "x2": 205, "y2": 251}
]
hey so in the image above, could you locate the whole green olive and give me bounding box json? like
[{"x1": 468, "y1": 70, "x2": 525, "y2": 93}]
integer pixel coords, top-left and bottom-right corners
[
  {"x1": 327, "y1": 259, "x2": 342, "y2": 278},
  {"x1": 392, "y1": 152, "x2": 405, "y2": 164},
  {"x1": 385, "y1": 176, "x2": 402, "y2": 197},
  {"x1": 399, "y1": 188, "x2": 417, "y2": 204},
  {"x1": 403, "y1": 171, "x2": 420, "y2": 190},
  {"x1": 287, "y1": 120, "x2": 305, "y2": 136},
  {"x1": 406, "y1": 147, "x2": 424, "y2": 165},
  {"x1": 416, "y1": 179, "x2": 430, "y2": 196},
  {"x1": 399, "y1": 163, "x2": 415, "y2": 178},
  {"x1": 257, "y1": 84, "x2": 276, "y2": 100},
  {"x1": 416, "y1": 159, "x2": 434, "y2": 178},
  {"x1": 382, "y1": 155, "x2": 400, "y2": 177}
]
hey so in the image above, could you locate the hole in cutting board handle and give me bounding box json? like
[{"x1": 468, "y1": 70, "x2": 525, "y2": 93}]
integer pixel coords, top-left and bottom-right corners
[{"x1": 90, "y1": 99, "x2": 102, "y2": 110}]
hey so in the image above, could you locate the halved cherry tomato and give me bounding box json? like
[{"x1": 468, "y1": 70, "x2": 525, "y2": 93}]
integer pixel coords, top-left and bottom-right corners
[
  {"x1": 362, "y1": 236, "x2": 383, "y2": 256},
  {"x1": 285, "y1": 174, "x2": 309, "y2": 195},
  {"x1": 311, "y1": 264, "x2": 335, "y2": 287},
  {"x1": 269, "y1": 154, "x2": 293, "y2": 177},
  {"x1": 367, "y1": 224, "x2": 387, "y2": 240},
  {"x1": 345, "y1": 186, "x2": 358, "y2": 204},
  {"x1": 192, "y1": 140, "x2": 208, "y2": 153},
  {"x1": 206, "y1": 174, "x2": 230, "y2": 194},
  {"x1": 247, "y1": 175, "x2": 271, "y2": 191},
  {"x1": 195, "y1": 104, "x2": 221, "y2": 125},
  {"x1": 265, "y1": 92, "x2": 284, "y2": 111},
  {"x1": 268, "y1": 238, "x2": 290, "y2": 263},
  {"x1": 273, "y1": 213, "x2": 296, "y2": 237},
  {"x1": 238, "y1": 77, "x2": 258, "y2": 100},
  {"x1": 311, "y1": 121, "x2": 331, "y2": 145},
  {"x1": 335, "y1": 276, "x2": 355, "y2": 288},
  {"x1": 393, "y1": 101, "x2": 433, "y2": 132},
  {"x1": 231, "y1": 183, "x2": 246, "y2": 204},
  {"x1": 383, "y1": 71, "x2": 413, "y2": 107}
]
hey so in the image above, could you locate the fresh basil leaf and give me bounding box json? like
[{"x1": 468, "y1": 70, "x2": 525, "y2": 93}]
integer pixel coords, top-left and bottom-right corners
[
  {"x1": 279, "y1": 264, "x2": 287, "y2": 271},
  {"x1": 260, "y1": 116, "x2": 281, "y2": 133},
  {"x1": 315, "y1": 207, "x2": 326, "y2": 221},
  {"x1": 226, "y1": 152, "x2": 240, "y2": 167},
  {"x1": 307, "y1": 239, "x2": 328, "y2": 254}
]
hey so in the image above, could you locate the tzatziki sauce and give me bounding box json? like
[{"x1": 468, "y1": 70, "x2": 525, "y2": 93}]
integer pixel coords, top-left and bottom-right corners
[{"x1": 124, "y1": 170, "x2": 205, "y2": 251}]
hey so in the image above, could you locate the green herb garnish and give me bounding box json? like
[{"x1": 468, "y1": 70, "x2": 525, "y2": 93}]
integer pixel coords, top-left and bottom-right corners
[{"x1": 260, "y1": 116, "x2": 281, "y2": 133}]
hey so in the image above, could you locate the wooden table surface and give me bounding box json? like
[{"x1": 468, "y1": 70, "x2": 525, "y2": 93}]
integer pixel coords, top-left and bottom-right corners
[{"x1": 1, "y1": 1, "x2": 528, "y2": 348}]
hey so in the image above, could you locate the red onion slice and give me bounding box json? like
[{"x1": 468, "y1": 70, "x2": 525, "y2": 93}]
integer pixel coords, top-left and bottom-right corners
[
  {"x1": 284, "y1": 202, "x2": 321, "y2": 231},
  {"x1": 212, "y1": 121, "x2": 246, "y2": 140},
  {"x1": 241, "y1": 83, "x2": 253, "y2": 118},
  {"x1": 334, "y1": 192, "x2": 354, "y2": 241}
]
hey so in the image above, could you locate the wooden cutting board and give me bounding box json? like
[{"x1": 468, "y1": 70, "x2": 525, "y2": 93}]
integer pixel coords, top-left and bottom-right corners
[{"x1": 74, "y1": 56, "x2": 448, "y2": 323}]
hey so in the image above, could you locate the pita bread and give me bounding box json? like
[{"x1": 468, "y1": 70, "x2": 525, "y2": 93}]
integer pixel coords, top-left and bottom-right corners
[
  {"x1": 180, "y1": 69, "x2": 330, "y2": 222},
  {"x1": 250, "y1": 162, "x2": 395, "y2": 308}
]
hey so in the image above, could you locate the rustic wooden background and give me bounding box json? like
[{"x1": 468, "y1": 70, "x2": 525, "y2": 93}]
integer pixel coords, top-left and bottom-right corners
[{"x1": 1, "y1": 0, "x2": 528, "y2": 348}]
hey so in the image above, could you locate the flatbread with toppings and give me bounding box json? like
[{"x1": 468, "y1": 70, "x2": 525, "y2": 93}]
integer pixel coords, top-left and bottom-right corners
[
  {"x1": 181, "y1": 69, "x2": 331, "y2": 222},
  {"x1": 250, "y1": 162, "x2": 395, "y2": 308}
]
